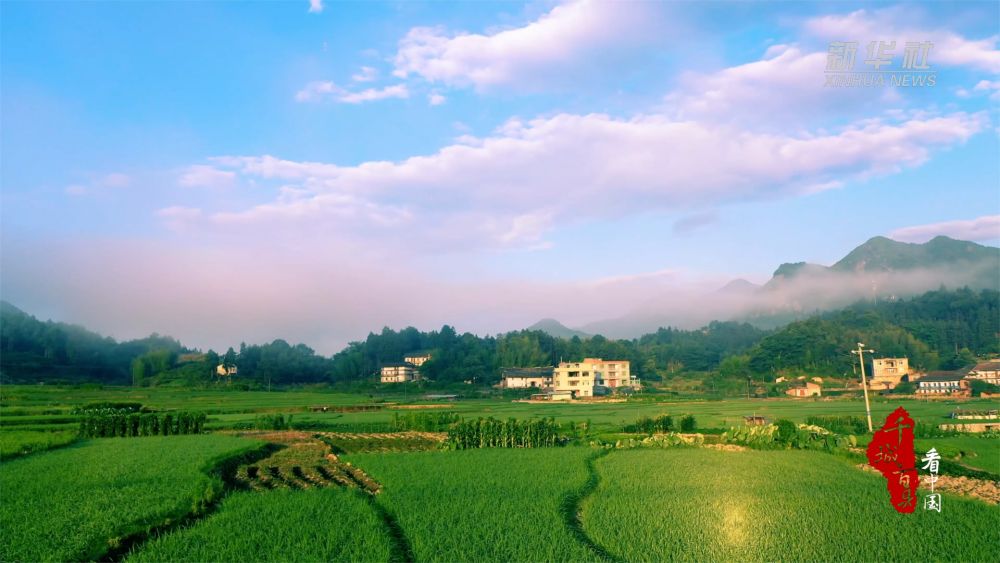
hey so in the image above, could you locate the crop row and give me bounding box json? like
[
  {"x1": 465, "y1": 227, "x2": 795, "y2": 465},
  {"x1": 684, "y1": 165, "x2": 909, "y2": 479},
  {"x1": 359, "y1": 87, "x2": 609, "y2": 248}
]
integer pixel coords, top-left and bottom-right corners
[{"x1": 78, "y1": 411, "x2": 208, "y2": 437}]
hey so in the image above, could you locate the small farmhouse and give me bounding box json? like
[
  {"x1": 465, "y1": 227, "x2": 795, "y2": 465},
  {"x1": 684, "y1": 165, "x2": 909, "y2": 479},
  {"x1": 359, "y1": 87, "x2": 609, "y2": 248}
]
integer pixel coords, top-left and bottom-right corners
[
  {"x1": 215, "y1": 364, "x2": 237, "y2": 377},
  {"x1": 403, "y1": 351, "x2": 433, "y2": 367},
  {"x1": 786, "y1": 382, "x2": 821, "y2": 398},
  {"x1": 499, "y1": 367, "x2": 554, "y2": 389},
  {"x1": 966, "y1": 361, "x2": 1000, "y2": 386},
  {"x1": 915, "y1": 372, "x2": 969, "y2": 396},
  {"x1": 870, "y1": 357, "x2": 909, "y2": 390},
  {"x1": 380, "y1": 362, "x2": 420, "y2": 383}
]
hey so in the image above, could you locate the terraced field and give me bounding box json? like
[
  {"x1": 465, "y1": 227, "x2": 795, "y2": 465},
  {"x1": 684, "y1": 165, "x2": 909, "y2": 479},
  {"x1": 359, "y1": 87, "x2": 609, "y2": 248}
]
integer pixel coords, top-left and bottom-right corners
[
  {"x1": 228, "y1": 431, "x2": 381, "y2": 493},
  {"x1": 582, "y1": 449, "x2": 1000, "y2": 562}
]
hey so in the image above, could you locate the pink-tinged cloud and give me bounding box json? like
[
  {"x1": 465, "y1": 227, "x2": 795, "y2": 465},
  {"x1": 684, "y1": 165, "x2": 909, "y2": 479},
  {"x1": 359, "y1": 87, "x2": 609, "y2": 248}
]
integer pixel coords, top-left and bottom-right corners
[
  {"x1": 185, "y1": 110, "x2": 985, "y2": 252},
  {"x1": 307, "y1": 0, "x2": 323, "y2": 15},
  {"x1": 392, "y1": 0, "x2": 655, "y2": 90},
  {"x1": 178, "y1": 165, "x2": 236, "y2": 188},
  {"x1": 351, "y1": 66, "x2": 378, "y2": 83},
  {"x1": 295, "y1": 81, "x2": 409, "y2": 103},
  {"x1": 805, "y1": 8, "x2": 1000, "y2": 72},
  {"x1": 889, "y1": 215, "x2": 1000, "y2": 243},
  {"x1": 663, "y1": 46, "x2": 893, "y2": 126}
]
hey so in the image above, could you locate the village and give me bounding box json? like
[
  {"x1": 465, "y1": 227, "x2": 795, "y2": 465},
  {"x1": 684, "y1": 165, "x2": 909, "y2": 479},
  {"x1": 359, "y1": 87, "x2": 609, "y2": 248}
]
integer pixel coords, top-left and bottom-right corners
[{"x1": 375, "y1": 353, "x2": 1000, "y2": 433}]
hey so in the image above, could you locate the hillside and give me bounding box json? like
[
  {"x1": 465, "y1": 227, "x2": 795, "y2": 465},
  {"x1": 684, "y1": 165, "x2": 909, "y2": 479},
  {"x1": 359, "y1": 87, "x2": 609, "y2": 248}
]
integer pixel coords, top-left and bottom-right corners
[{"x1": 525, "y1": 318, "x2": 590, "y2": 339}]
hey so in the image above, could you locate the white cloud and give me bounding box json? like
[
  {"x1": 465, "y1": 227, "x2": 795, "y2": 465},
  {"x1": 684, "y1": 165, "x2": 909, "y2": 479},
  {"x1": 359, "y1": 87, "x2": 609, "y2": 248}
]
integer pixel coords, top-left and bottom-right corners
[
  {"x1": 339, "y1": 84, "x2": 409, "y2": 104},
  {"x1": 889, "y1": 215, "x2": 1000, "y2": 243},
  {"x1": 307, "y1": 0, "x2": 323, "y2": 14},
  {"x1": 178, "y1": 165, "x2": 236, "y2": 188},
  {"x1": 351, "y1": 66, "x2": 378, "y2": 82},
  {"x1": 973, "y1": 79, "x2": 1000, "y2": 101},
  {"x1": 805, "y1": 8, "x2": 1000, "y2": 72},
  {"x1": 392, "y1": 0, "x2": 654, "y2": 90},
  {"x1": 428, "y1": 92, "x2": 447, "y2": 106},
  {"x1": 181, "y1": 110, "x2": 984, "y2": 251},
  {"x1": 65, "y1": 184, "x2": 88, "y2": 196},
  {"x1": 294, "y1": 81, "x2": 339, "y2": 102},
  {"x1": 295, "y1": 81, "x2": 409, "y2": 103}
]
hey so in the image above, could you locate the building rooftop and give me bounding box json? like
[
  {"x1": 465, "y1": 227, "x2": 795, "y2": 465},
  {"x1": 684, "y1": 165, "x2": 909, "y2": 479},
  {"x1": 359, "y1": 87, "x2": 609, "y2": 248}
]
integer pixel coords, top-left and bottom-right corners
[
  {"x1": 381, "y1": 362, "x2": 415, "y2": 368},
  {"x1": 918, "y1": 372, "x2": 966, "y2": 383},
  {"x1": 502, "y1": 367, "x2": 554, "y2": 378},
  {"x1": 971, "y1": 360, "x2": 1000, "y2": 372},
  {"x1": 404, "y1": 350, "x2": 433, "y2": 358}
]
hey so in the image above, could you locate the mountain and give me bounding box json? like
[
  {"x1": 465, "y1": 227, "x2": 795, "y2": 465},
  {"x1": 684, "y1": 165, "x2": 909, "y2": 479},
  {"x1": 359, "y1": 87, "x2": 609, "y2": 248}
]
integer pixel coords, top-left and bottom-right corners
[
  {"x1": 715, "y1": 278, "x2": 761, "y2": 295},
  {"x1": 832, "y1": 235, "x2": 999, "y2": 275},
  {"x1": 575, "y1": 236, "x2": 1000, "y2": 338},
  {"x1": 526, "y1": 318, "x2": 591, "y2": 339}
]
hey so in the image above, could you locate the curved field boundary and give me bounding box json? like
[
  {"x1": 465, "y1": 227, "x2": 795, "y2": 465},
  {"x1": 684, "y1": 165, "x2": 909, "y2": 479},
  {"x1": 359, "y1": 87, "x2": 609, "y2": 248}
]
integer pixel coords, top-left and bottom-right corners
[
  {"x1": 364, "y1": 494, "x2": 416, "y2": 563},
  {"x1": 559, "y1": 448, "x2": 619, "y2": 562},
  {"x1": 104, "y1": 442, "x2": 277, "y2": 561}
]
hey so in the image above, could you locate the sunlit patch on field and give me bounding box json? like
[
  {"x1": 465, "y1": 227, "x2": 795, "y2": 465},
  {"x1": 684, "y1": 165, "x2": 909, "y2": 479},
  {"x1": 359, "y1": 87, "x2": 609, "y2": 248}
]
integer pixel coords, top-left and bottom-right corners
[{"x1": 583, "y1": 449, "x2": 999, "y2": 562}]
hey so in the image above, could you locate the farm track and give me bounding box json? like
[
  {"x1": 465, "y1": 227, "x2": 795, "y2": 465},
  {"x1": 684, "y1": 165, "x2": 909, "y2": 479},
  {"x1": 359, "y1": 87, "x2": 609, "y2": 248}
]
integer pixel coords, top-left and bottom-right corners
[{"x1": 560, "y1": 448, "x2": 620, "y2": 562}]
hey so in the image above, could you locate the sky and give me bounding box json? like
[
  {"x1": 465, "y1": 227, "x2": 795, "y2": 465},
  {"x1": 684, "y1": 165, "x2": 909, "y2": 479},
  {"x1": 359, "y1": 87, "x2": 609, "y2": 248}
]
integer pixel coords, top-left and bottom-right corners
[{"x1": 2, "y1": 0, "x2": 999, "y2": 354}]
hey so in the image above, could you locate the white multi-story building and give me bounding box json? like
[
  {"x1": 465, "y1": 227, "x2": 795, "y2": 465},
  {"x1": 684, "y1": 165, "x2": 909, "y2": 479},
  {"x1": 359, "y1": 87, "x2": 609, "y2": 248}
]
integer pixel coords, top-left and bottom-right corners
[
  {"x1": 552, "y1": 358, "x2": 636, "y2": 398},
  {"x1": 967, "y1": 361, "x2": 1000, "y2": 386},
  {"x1": 380, "y1": 363, "x2": 419, "y2": 383}
]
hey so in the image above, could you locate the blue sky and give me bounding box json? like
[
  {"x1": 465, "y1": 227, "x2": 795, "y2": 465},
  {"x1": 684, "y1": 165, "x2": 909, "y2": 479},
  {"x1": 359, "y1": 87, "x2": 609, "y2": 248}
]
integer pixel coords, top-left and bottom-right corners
[{"x1": 2, "y1": 1, "x2": 998, "y2": 352}]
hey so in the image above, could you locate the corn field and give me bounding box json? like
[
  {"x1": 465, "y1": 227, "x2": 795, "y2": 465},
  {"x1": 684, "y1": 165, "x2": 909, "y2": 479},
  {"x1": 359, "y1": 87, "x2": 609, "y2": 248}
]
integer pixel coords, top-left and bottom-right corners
[
  {"x1": 445, "y1": 416, "x2": 561, "y2": 449},
  {"x1": 78, "y1": 410, "x2": 207, "y2": 438}
]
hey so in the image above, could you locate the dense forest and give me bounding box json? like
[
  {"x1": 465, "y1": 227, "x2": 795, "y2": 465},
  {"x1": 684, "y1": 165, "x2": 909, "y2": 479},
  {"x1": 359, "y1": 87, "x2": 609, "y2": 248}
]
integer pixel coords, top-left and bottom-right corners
[{"x1": 2, "y1": 288, "x2": 997, "y2": 388}]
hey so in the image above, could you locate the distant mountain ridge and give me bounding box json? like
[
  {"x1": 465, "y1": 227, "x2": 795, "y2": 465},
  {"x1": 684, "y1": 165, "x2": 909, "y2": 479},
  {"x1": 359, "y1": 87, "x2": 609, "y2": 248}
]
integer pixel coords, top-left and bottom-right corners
[
  {"x1": 525, "y1": 318, "x2": 590, "y2": 339},
  {"x1": 535, "y1": 235, "x2": 1000, "y2": 339}
]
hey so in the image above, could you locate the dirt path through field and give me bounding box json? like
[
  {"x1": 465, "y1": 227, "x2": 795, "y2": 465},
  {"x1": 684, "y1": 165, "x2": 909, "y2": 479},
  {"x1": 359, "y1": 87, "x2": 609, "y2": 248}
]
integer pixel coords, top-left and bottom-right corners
[{"x1": 561, "y1": 449, "x2": 620, "y2": 562}]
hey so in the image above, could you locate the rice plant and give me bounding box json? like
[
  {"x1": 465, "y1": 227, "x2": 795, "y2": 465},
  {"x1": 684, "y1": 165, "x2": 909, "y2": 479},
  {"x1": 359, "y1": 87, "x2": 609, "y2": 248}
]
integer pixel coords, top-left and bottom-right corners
[
  {"x1": 127, "y1": 488, "x2": 393, "y2": 562},
  {"x1": 350, "y1": 448, "x2": 600, "y2": 562},
  {"x1": 0, "y1": 435, "x2": 261, "y2": 561},
  {"x1": 583, "y1": 449, "x2": 999, "y2": 562}
]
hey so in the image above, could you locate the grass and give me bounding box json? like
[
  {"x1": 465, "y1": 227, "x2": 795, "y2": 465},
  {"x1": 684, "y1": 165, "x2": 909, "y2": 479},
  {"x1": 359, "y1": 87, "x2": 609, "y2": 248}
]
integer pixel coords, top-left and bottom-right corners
[
  {"x1": 349, "y1": 448, "x2": 600, "y2": 562},
  {"x1": 583, "y1": 449, "x2": 999, "y2": 562},
  {"x1": 0, "y1": 428, "x2": 78, "y2": 460},
  {"x1": 127, "y1": 488, "x2": 393, "y2": 562},
  {"x1": 0, "y1": 435, "x2": 261, "y2": 561},
  {"x1": 913, "y1": 436, "x2": 1000, "y2": 475}
]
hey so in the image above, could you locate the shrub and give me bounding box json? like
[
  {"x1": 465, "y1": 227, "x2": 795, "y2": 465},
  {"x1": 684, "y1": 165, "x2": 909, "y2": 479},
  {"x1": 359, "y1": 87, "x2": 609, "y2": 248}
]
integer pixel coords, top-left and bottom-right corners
[
  {"x1": 805, "y1": 415, "x2": 867, "y2": 435},
  {"x1": 679, "y1": 415, "x2": 697, "y2": 432}
]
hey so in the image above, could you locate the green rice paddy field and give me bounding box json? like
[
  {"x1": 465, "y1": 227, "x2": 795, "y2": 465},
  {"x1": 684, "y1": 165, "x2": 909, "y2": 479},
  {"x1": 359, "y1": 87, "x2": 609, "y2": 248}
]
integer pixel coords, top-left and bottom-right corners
[{"x1": 1, "y1": 386, "x2": 998, "y2": 562}]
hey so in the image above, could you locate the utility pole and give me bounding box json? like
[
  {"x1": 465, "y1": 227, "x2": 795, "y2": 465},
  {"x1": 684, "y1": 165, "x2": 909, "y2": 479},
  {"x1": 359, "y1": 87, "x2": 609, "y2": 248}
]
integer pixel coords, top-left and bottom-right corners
[{"x1": 852, "y1": 343, "x2": 875, "y2": 432}]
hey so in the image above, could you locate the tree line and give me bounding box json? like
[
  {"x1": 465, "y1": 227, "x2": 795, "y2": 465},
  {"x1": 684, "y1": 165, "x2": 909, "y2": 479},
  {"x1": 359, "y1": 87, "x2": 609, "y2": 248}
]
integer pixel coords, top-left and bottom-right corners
[{"x1": 3, "y1": 288, "x2": 997, "y2": 388}]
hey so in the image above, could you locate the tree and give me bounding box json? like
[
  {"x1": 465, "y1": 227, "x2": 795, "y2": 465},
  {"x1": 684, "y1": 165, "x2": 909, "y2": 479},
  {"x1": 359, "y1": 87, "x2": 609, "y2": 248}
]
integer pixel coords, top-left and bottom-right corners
[{"x1": 223, "y1": 347, "x2": 237, "y2": 368}]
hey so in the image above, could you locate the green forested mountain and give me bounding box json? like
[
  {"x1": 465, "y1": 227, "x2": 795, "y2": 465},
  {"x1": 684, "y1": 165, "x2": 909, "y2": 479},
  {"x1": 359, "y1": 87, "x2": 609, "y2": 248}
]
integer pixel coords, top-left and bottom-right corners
[
  {"x1": 831, "y1": 235, "x2": 999, "y2": 273},
  {"x1": 745, "y1": 288, "x2": 999, "y2": 377},
  {"x1": 0, "y1": 302, "x2": 186, "y2": 384}
]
